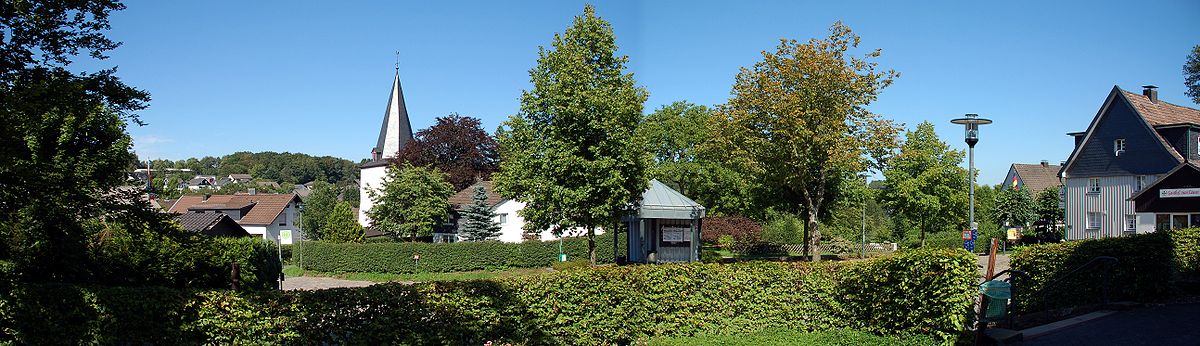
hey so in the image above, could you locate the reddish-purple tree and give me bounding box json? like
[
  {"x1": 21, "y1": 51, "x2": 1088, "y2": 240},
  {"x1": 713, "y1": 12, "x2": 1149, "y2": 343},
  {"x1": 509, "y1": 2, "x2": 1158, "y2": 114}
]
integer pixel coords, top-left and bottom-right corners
[{"x1": 393, "y1": 114, "x2": 500, "y2": 191}]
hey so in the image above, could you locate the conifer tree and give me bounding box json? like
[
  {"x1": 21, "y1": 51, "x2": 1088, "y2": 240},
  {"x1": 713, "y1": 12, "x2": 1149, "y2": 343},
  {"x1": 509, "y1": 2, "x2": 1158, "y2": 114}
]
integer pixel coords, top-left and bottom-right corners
[
  {"x1": 322, "y1": 202, "x2": 364, "y2": 243},
  {"x1": 459, "y1": 185, "x2": 501, "y2": 241}
]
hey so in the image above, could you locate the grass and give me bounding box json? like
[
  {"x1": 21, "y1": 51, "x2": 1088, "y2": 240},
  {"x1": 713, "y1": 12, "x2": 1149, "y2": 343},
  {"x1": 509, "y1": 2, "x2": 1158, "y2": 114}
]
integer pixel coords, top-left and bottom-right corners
[
  {"x1": 283, "y1": 265, "x2": 550, "y2": 283},
  {"x1": 645, "y1": 328, "x2": 935, "y2": 346}
]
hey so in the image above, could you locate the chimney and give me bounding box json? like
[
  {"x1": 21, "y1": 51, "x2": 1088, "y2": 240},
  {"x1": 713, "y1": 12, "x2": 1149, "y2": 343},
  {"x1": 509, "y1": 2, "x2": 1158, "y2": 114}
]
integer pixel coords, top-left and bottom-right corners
[
  {"x1": 247, "y1": 187, "x2": 256, "y2": 195},
  {"x1": 203, "y1": 193, "x2": 211, "y2": 202},
  {"x1": 1040, "y1": 160, "x2": 1049, "y2": 167},
  {"x1": 1142, "y1": 85, "x2": 1158, "y2": 103}
]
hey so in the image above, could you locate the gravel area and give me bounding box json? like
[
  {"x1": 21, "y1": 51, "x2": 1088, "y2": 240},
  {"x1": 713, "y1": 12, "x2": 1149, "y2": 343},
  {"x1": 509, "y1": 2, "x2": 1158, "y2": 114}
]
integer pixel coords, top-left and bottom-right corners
[
  {"x1": 978, "y1": 253, "x2": 1011, "y2": 279},
  {"x1": 282, "y1": 276, "x2": 376, "y2": 291}
]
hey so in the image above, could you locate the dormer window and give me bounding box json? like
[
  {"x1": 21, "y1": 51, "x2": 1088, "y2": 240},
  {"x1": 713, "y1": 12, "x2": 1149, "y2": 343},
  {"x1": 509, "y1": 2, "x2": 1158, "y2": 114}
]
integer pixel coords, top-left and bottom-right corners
[{"x1": 1113, "y1": 139, "x2": 1126, "y2": 156}]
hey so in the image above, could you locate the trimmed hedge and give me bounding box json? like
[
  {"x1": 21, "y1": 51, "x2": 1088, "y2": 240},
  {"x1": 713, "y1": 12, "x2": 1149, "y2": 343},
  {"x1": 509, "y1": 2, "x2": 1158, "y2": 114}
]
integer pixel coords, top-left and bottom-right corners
[
  {"x1": 648, "y1": 328, "x2": 936, "y2": 346},
  {"x1": 300, "y1": 232, "x2": 627, "y2": 274},
  {"x1": 0, "y1": 248, "x2": 976, "y2": 345},
  {"x1": 1011, "y1": 228, "x2": 1200, "y2": 312}
]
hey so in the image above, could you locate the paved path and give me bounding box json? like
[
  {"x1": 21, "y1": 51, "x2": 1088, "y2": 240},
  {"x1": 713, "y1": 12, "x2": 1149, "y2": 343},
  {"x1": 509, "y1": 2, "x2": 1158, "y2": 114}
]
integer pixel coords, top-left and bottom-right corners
[
  {"x1": 977, "y1": 253, "x2": 1010, "y2": 279},
  {"x1": 282, "y1": 276, "x2": 375, "y2": 290},
  {"x1": 1022, "y1": 303, "x2": 1200, "y2": 345}
]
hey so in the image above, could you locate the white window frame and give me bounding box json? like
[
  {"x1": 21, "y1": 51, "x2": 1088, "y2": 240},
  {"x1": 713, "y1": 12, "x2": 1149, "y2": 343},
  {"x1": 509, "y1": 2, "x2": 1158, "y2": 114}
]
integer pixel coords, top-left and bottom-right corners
[
  {"x1": 1135, "y1": 175, "x2": 1147, "y2": 192},
  {"x1": 1113, "y1": 138, "x2": 1126, "y2": 156},
  {"x1": 497, "y1": 213, "x2": 508, "y2": 225},
  {"x1": 1124, "y1": 214, "x2": 1136, "y2": 234},
  {"x1": 1086, "y1": 212, "x2": 1102, "y2": 230},
  {"x1": 1087, "y1": 178, "x2": 1101, "y2": 194}
]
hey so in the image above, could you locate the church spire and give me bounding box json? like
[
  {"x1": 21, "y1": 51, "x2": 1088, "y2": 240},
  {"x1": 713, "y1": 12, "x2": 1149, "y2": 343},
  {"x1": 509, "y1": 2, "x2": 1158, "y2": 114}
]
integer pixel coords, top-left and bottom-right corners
[{"x1": 372, "y1": 68, "x2": 414, "y2": 161}]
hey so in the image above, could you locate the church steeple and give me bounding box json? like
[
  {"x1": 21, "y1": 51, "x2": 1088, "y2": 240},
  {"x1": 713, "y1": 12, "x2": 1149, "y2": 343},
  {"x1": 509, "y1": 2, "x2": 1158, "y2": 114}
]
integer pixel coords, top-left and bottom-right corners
[{"x1": 372, "y1": 69, "x2": 414, "y2": 161}]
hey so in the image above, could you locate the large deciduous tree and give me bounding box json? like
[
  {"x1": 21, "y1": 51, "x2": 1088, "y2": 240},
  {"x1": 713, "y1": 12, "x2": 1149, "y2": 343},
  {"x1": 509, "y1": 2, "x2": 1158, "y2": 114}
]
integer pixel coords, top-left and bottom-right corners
[
  {"x1": 880, "y1": 121, "x2": 968, "y2": 247},
  {"x1": 0, "y1": 0, "x2": 155, "y2": 281},
  {"x1": 708, "y1": 22, "x2": 900, "y2": 261},
  {"x1": 300, "y1": 181, "x2": 338, "y2": 240},
  {"x1": 395, "y1": 114, "x2": 499, "y2": 191},
  {"x1": 1031, "y1": 188, "x2": 1064, "y2": 242},
  {"x1": 993, "y1": 187, "x2": 1035, "y2": 228},
  {"x1": 367, "y1": 164, "x2": 454, "y2": 240},
  {"x1": 458, "y1": 185, "x2": 501, "y2": 241},
  {"x1": 494, "y1": 5, "x2": 650, "y2": 264},
  {"x1": 638, "y1": 101, "x2": 760, "y2": 217}
]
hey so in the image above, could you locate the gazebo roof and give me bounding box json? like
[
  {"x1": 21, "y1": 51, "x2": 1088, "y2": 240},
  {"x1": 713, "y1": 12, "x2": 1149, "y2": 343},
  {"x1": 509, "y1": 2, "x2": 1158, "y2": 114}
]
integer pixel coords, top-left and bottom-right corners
[{"x1": 637, "y1": 179, "x2": 706, "y2": 219}]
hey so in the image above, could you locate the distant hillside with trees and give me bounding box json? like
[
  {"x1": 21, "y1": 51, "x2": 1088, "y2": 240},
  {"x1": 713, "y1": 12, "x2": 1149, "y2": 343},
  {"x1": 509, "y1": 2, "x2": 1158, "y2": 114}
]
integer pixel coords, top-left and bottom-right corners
[{"x1": 144, "y1": 151, "x2": 360, "y2": 186}]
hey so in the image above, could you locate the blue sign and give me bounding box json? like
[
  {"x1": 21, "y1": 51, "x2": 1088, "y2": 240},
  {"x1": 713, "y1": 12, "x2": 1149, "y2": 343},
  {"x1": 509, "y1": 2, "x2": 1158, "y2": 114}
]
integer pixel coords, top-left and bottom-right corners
[{"x1": 963, "y1": 230, "x2": 977, "y2": 252}]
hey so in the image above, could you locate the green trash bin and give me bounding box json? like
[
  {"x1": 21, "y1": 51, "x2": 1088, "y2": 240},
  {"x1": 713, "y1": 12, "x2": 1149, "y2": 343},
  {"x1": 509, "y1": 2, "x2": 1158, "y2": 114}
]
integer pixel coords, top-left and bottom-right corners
[{"x1": 979, "y1": 280, "x2": 1011, "y2": 321}]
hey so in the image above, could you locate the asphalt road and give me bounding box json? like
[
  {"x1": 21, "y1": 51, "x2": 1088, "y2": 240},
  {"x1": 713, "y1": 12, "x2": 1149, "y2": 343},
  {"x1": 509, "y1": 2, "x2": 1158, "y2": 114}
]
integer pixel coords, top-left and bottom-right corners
[{"x1": 1023, "y1": 303, "x2": 1200, "y2": 345}]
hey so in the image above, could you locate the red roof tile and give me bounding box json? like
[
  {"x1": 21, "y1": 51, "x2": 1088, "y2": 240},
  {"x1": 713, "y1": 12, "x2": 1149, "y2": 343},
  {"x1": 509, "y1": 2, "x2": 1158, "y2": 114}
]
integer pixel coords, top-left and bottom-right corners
[{"x1": 1121, "y1": 90, "x2": 1200, "y2": 127}]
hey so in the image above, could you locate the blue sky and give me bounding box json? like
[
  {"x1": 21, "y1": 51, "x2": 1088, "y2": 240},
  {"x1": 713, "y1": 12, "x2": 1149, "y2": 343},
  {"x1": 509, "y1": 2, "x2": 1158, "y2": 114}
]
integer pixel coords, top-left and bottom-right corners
[{"x1": 95, "y1": 0, "x2": 1199, "y2": 184}]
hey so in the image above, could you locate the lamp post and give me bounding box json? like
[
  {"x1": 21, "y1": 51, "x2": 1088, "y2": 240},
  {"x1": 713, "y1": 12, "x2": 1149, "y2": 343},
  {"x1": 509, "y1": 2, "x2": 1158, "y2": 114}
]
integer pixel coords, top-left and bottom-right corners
[{"x1": 951, "y1": 114, "x2": 992, "y2": 252}]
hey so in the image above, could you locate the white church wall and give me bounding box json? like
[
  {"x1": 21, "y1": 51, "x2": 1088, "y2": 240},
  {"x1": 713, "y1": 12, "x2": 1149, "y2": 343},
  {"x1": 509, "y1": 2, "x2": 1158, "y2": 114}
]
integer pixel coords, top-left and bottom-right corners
[{"x1": 358, "y1": 165, "x2": 387, "y2": 227}]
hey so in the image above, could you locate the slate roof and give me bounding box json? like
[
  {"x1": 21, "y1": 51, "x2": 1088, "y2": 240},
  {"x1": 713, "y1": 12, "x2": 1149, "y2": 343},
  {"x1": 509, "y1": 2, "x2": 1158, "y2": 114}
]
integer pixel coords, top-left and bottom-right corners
[
  {"x1": 175, "y1": 212, "x2": 251, "y2": 237},
  {"x1": 256, "y1": 181, "x2": 280, "y2": 189},
  {"x1": 1121, "y1": 89, "x2": 1200, "y2": 127},
  {"x1": 169, "y1": 193, "x2": 299, "y2": 225},
  {"x1": 448, "y1": 181, "x2": 503, "y2": 209},
  {"x1": 1011, "y1": 163, "x2": 1062, "y2": 193},
  {"x1": 229, "y1": 174, "x2": 253, "y2": 181}
]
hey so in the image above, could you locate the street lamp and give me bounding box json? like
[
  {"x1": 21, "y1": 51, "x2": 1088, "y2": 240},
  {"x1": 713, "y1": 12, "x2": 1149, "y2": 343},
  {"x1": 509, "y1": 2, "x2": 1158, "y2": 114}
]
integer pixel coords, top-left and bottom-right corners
[{"x1": 951, "y1": 113, "x2": 992, "y2": 252}]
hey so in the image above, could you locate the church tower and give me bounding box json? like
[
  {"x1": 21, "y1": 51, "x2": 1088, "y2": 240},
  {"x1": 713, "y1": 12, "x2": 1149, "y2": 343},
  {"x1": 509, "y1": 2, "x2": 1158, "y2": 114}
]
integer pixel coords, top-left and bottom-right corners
[{"x1": 358, "y1": 70, "x2": 415, "y2": 226}]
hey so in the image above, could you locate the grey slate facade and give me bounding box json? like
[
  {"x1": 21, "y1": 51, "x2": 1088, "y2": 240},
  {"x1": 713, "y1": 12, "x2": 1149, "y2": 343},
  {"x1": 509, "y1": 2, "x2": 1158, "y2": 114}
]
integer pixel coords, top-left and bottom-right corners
[{"x1": 1061, "y1": 86, "x2": 1199, "y2": 239}]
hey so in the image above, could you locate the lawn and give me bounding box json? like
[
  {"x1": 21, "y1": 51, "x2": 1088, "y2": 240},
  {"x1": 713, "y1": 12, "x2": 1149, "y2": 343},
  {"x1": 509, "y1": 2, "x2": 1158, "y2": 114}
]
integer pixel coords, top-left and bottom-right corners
[
  {"x1": 283, "y1": 265, "x2": 550, "y2": 282},
  {"x1": 646, "y1": 328, "x2": 935, "y2": 346}
]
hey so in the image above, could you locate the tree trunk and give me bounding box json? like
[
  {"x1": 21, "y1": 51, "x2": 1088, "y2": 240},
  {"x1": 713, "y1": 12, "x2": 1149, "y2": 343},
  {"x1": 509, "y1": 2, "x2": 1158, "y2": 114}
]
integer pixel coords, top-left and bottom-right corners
[
  {"x1": 808, "y1": 212, "x2": 822, "y2": 263},
  {"x1": 587, "y1": 226, "x2": 597, "y2": 265}
]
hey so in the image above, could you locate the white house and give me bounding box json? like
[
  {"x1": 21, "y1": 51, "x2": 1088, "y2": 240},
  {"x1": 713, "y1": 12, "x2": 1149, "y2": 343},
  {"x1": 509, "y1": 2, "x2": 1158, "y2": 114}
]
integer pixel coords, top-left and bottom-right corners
[
  {"x1": 446, "y1": 181, "x2": 599, "y2": 243},
  {"x1": 168, "y1": 193, "x2": 303, "y2": 243}
]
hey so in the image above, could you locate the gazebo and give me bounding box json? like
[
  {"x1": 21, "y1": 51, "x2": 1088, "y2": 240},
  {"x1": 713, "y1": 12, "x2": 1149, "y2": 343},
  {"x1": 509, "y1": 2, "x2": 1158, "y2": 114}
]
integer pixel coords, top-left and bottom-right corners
[{"x1": 623, "y1": 179, "x2": 706, "y2": 263}]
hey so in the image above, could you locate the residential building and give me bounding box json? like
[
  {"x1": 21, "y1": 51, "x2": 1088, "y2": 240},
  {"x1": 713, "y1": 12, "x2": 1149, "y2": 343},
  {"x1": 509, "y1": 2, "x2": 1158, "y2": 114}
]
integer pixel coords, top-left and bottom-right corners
[
  {"x1": 184, "y1": 175, "x2": 217, "y2": 190},
  {"x1": 175, "y1": 212, "x2": 251, "y2": 237},
  {"x1": 1131, "y1": 162, "x2": 1200, "y2": 230},
  {"x1": 1002, "y1": 161, "x2": 1062, "y2": 194},
  {"x1": 168, "y1": 193, "x2": 303, "y2": 243},
  {"x1": 358, "y1": 69, "x2": 415, "y2": 227},
  {"x1": 442, "y1": 181, "x2": 599, "y2": 243},
  {"x1": 1061, "y1": 85, "x2": 1200, "y2": 239}
]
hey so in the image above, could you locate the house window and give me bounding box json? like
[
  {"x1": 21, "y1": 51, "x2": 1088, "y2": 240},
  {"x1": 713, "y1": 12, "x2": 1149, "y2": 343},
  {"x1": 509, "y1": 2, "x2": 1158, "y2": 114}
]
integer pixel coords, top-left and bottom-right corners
[
  {"x1": 1135, "y1": 175, "x2": 1147, "y2": 192},
  {"x1": 1086, "y1": 212, "x2": 1102, "y2": 229},
  {"x1": 279, "y1": 212, "x2": 287, "y2": 226},
  {"x1": 1113, "y1": 139, "x2": 1125, "y2": 156},
  {"x1": 1087, "y1": 178, "x2": 1101, "y2": 194},
  {"x1": 497, "y1": 213, "x2": 508, "y2": 225},
  {"x1": 1125, "y1": 214, "x2": 1136, "y2": 234}
]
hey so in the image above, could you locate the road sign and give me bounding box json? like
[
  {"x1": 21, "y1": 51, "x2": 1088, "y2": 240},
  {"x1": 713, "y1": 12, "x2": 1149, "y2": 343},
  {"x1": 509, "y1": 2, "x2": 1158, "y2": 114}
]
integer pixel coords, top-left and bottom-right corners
[
  {"x1": 962, "y1": 230, "x2": 973, "y2": 240},
  {"x1": 280, "y1": 230, "x2": 293, "y2": 245}
]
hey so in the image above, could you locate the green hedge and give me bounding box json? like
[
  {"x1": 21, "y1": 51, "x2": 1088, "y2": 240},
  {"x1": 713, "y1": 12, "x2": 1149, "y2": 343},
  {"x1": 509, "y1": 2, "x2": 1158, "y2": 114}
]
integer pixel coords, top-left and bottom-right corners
[
  {"x1": 0, "y1": 248, "x2": 976, "y2": 345},
  {"x1": 1010, "y1": 228, "x2": 1200, "y2": 312},
  {"x1": 207, "y1": 237, "x2": 283, "y2": 291},
  {"x1": 648, "y1": 328, "x2": 936, "y2": 346},
  {"x1": 300, "y1": 232, "x2": 627, "y2": 274}
]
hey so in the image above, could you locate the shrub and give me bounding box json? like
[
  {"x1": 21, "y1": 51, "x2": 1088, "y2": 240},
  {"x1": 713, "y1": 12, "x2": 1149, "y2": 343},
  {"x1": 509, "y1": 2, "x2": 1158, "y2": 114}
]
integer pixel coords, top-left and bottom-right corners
[
  {"x1": 761, "y1": 213, "x2": 804, "y2": 245},
  {"x1": 301, "y1": 232, "x2": 626, "y2": 274},
  {"x1": 647, "y1": 328, "x2": 937, "y2": 346},
  {"x1": 551, "y1": 259, "x2": 591, "y2": 271},
  {"x1": 700, "y1": 215, "x2": 762, "y2": 244},
  {"x1": 206, "y1": 237, "x2": 282, "y2": 291},
  {"x1": 1011, "y1": 228, "x2": 1200, "y2": 312},
  {"x1": 0, "y1": 248, "x2": 975, "y2": 345},
  {"x1": 700, "y1": 249, "x2": 722, "y2": 263}
]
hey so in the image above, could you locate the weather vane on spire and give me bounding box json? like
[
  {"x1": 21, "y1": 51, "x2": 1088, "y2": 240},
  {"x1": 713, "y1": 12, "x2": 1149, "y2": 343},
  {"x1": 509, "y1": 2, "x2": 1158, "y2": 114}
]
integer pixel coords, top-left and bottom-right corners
[{"x1": 394, "y1": 51, "x2": 400, "y2": 71}]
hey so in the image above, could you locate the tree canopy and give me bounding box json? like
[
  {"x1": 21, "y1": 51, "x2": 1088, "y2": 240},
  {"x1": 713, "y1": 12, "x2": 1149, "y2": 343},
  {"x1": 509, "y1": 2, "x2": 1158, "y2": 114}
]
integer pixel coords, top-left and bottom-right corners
[
  {"x1": 322, "y1": 201, "x2": 364, "y2": 243},
  {"x1": 880, "y1": 121, "x2": 968, "y2": 247},
  {"x1": 0, "y1": 0, "x2": 159, "y2": 281},
  {"x1": 638, "y1": 101, "x2": 760, "y2": 217},
  {"x1": 367, "y1": 164, "x2": 455, "y2": 240},
  {"x1": 494, "y1": 5, "x2": 650, "y2": 264},
  {"x1": 1185, "y1": 45, "x2": 1200, "y2": 103},
  {"x1": 147, "y1": 151, "x2": 359, "y2": 186},
  {"x1": 394, "y1": 113, "x2": 499, "y2": 191},
  {"x1": 300, "y1": 181, "x2": 338, "y2": 240},
  {"x1": 708, "y1": 22, "x2": 900, "y2": 261}
]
